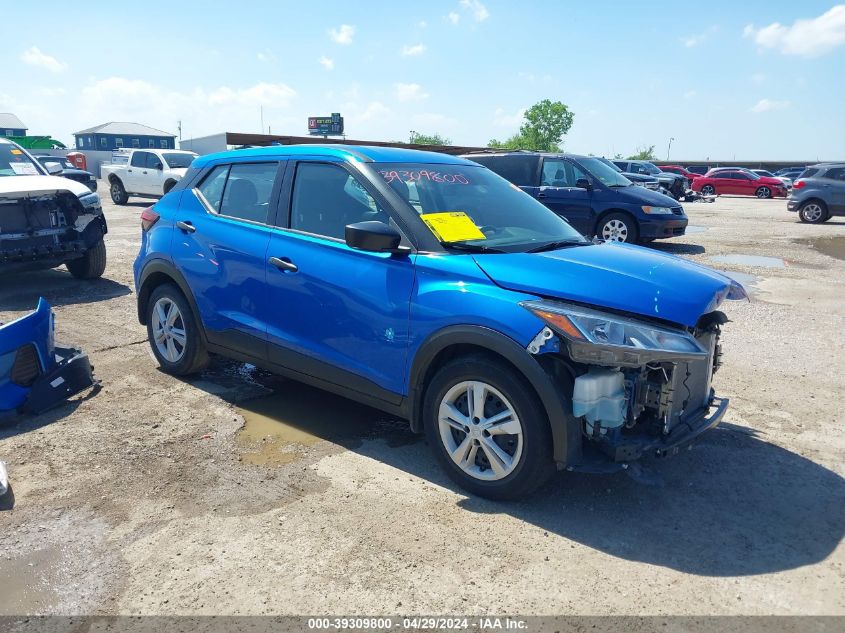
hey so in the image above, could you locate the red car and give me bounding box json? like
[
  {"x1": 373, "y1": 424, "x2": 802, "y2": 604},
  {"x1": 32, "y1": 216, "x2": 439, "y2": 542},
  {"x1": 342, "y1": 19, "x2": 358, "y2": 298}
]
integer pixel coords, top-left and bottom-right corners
[
  {"x1": 659, "y1": 165, "x2": 700, "y2": 180},
  {"x1": 690, "y1": 169, "x2": 787, "y2": 198}
]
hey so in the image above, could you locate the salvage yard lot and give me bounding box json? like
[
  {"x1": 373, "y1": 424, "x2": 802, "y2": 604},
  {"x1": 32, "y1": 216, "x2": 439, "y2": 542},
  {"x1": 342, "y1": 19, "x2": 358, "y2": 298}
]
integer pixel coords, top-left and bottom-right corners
[{"x1": 1, "y1": 186, "x2": 843, "y2": 615}]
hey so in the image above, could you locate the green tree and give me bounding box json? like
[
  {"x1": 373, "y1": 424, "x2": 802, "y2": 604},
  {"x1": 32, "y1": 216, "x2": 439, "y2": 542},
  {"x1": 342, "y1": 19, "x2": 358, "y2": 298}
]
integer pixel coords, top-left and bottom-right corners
[
  {"x1": 409, "y1": 132, "x2": 451, "y2": 145},
  {"x1": 489, "y1": 99, "x2": 575, "y2": 151},
  {"x1": 627, "y1": 145, "x2": 657, "y2": 160}
]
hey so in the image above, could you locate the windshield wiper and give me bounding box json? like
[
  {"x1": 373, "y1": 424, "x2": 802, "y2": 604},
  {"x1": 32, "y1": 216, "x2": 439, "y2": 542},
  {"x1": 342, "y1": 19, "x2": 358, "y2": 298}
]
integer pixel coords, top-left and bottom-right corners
[
  {"x1": 526, "y1": 239, "x2": 590, "y2": 253},
  {"x1": 444, "y1": 242, "x2": 508, "y2": 254}
]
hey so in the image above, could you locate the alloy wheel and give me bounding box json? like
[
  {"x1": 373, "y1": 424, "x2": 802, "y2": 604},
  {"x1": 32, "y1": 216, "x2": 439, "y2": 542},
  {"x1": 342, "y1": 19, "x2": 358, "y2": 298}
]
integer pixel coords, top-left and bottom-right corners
[
  {"x1": 801, "y1": 203, "x2": 824, "y2": 222},
  {"x1": 601, "y1": 219, "x2": 629, "y2": 242},
  {"x1": 151, "y1": 297, "x2": 187, "y2": 363},
  {"x1": 756, "y1": 187, "x2": 771, "y2": 199},
  {"x1": 701, "y1": 185, "x2": 715, "y2": 195},
  {"x1": 437, "y1": 380, "x2": 523, "y2": 481}
]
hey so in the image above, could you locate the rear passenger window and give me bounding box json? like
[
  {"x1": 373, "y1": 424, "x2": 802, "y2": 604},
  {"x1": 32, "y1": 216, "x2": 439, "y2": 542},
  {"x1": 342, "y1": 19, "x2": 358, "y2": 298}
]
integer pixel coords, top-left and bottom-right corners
[
  {"x1": 825, "y1": 167, "x2": 845, "y2": 181},
  {"x1": 130, "y1": 152, "x2": 148, "y2": 168},
  {"x1": 219, "y1": 163, "x2": 278, "y2": 224},
  {"x1": 473, "y1": 156, "x2": 536, "y2": 187},
  {"x1": 196, "y1": 165, "x2": 230, "y2": 212}
]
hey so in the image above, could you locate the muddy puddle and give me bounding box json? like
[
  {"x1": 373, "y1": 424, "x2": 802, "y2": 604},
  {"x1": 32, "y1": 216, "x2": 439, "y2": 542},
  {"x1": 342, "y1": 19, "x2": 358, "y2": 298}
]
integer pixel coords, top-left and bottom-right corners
[
  {"x1": 236, "y1": 382, "x2": 415, "y2": 466},
  {"x1": 0, "y1": 547, "x2": 62, "y2": 614},
  {"x1": 801, "y1": 236, "x2": 845, "y2": 261},
  {"x1": 710, "y1": 254, "x2": 786, "y2": 268}
]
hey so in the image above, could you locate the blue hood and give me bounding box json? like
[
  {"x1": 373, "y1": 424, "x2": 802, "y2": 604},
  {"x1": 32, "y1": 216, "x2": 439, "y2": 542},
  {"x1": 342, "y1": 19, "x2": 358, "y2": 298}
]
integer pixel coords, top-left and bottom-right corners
[
  {"x1": 613, "y1": 184, "x2": 680, "y2": 207},
  {"x1": 472, "y1": 242, "x2": 736, "y2": 327}
]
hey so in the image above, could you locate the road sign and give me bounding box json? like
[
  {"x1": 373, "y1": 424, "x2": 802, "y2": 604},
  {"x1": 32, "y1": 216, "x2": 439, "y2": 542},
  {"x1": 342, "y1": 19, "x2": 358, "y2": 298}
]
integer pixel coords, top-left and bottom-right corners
[{"x1": 308, "y1": 113, "x2": 344, "y2": 136}]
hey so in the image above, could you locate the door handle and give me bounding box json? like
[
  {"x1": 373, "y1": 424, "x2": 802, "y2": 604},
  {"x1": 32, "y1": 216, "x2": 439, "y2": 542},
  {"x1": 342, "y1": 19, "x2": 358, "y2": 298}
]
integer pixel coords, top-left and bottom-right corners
[
  {"x1": 128, "y1": 169, "x2": 133, "y2": 173},
  {"x1": 269, "y1": 256, "x2": 298, "y2": 273},
  {"x1": 142, "y1": 170, "x2": 148, "y2": 174},
  {"x1": 537, "y1": 192, "x2": 547, "y2": 199},
  {"x1": 176, "y1": 220, "x2": 196, "y2": 233}
]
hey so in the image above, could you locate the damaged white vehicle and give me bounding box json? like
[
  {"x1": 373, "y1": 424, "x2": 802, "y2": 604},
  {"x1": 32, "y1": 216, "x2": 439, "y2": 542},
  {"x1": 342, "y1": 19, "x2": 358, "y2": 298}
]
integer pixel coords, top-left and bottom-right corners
[{"x1": 0, "y1": 138, "x2": 107, "y2": 279}]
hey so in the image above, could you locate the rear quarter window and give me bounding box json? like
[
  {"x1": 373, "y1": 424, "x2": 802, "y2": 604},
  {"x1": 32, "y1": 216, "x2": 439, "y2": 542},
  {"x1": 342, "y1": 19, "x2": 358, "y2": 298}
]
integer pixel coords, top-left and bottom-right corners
[
  {"x1": 469, "y1": 156, "x2": 537, "y2": 187},
  {"x1": 799, "y1": 168, "x2": 819, "y2": 179}
]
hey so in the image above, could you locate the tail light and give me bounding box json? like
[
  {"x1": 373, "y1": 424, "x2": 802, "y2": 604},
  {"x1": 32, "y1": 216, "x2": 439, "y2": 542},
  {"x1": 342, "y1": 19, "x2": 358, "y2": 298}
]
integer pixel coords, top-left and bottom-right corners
[
  {"x1": 793, "y1": 180, "x2": 806, "y2": 190},
  {"x1": 140, "y1": 207, "x2": 160, "y2": 231}
]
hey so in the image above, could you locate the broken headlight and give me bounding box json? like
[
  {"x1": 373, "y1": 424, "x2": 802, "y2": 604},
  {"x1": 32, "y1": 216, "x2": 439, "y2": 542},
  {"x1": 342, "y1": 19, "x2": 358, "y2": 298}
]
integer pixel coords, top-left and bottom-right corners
[{"x1": 521, "y1": 300, "x2": 707, "y2": 367}]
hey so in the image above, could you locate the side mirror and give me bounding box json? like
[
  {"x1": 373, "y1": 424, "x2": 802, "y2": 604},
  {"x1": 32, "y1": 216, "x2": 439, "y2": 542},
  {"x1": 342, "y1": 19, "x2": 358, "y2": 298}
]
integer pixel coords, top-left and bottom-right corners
[
  {"x1": 345, "y1": 221, "x2": 409, "y2": 254},
  {"x1": 153, "y1": 162, "x2": 163, "y2": 170},
  {"x1": 45, "y1": 162, "x2": 63, "y2": 175},
  {"x1": 575, "y1": 178, "x2": 592, "y2": 190}
]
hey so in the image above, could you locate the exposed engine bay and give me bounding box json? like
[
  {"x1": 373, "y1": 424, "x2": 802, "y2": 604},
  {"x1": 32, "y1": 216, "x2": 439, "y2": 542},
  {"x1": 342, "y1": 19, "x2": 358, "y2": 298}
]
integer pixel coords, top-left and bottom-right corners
[
  {"x1": 0, "y1": 190, "x2": 105, "y2": 273},
  {"x1": 525, "y1": 301, "x2": 731, "y2": 468}
]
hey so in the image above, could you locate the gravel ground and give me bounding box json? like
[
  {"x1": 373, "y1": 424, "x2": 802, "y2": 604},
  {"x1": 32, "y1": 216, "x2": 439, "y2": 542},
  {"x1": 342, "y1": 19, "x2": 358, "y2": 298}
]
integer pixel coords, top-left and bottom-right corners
[{"x1": 0, "y1": 186, "x2": 843, "y2": 616}]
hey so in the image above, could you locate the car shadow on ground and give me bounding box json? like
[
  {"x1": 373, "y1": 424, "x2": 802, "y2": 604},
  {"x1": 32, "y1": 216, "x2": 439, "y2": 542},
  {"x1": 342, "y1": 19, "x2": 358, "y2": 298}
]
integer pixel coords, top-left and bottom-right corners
[
  {"x1": 0, "y1": 270, "x2": 131, "y2": 312},
  {"x1": 647, "y1": 241, "x2": 706, "y2": 255},
  {"x1": 195, "y1": 360, "x2": 845, "y2": 579}
]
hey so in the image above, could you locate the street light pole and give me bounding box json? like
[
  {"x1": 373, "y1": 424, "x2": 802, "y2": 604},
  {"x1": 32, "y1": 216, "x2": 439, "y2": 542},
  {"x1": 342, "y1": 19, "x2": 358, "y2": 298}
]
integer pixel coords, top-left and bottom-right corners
[
  {"x1": 409, "y1": 130, "x2": 416, "y2": 145},
  {"x1": 667, "y1": 137, "x2": 674, "y2": 161}
]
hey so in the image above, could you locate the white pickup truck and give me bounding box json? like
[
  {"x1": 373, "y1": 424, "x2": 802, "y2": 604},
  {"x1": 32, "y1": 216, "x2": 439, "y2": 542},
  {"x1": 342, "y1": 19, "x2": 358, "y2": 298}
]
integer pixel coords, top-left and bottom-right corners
[{"x1": 100, "y1": 149, "x2": 197, "y2": 205}]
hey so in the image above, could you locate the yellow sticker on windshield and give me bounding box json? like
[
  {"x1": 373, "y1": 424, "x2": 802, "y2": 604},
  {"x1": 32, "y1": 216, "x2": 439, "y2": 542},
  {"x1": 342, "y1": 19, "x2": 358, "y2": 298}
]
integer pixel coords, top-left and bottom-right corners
[
  {"x1": 420, "y1": 212, "x2": 486, "y2": 243},
  {"x1": 10, "y1": 149, "x2": 22, "y2": 155}
]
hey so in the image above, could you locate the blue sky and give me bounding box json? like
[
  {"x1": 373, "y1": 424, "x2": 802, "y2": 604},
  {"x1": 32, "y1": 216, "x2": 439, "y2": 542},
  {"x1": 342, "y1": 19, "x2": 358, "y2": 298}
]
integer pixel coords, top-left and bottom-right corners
[{"x1": 3, "y1": 0, "x2": 844, "y2": 159}]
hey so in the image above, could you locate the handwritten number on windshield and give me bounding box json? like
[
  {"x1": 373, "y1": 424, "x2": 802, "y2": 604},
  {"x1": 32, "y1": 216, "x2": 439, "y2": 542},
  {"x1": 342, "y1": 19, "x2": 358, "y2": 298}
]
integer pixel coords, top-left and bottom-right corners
[{"x1": 379, "y1": 170, "x2": 470, "y2": 185}]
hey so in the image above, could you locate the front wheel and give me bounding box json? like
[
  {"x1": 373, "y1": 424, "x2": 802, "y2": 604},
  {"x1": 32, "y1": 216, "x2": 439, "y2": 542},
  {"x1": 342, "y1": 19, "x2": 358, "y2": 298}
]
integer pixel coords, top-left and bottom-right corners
[
  {"x1": 423, "y1": 355, "x2": 554, "y2": 500},
  {"x1": 146, "y1": 284, "x2": 209, "y2": 375},
  {"x1": 798, "y1": 201, "x2": 828, "y2": 224},
  {"x1": 66, "y1": 239, "x2": 106, "y2": 279},
  {"x1": 598, "y1": 212, "x2": 639, "y2": 244},
  {"x1": 755, "y1": 186, "x2": 772, "y2": 199}
]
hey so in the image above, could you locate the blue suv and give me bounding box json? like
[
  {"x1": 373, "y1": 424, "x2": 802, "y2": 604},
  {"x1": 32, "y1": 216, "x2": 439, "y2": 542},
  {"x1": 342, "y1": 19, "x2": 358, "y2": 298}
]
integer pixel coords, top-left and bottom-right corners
[{"x1": 134, "y1": 145, "x2": 744, "y2": 499}]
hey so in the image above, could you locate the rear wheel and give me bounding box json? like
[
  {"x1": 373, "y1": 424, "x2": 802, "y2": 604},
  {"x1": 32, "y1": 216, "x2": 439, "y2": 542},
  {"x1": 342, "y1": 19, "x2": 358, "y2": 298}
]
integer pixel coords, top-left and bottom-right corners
[
  {"x1": 423, "y1": 355, "x2": 554, "y2": 500},
  {"x1": 66, "y1": 239, "x2": 106, "y2": 279},
  {"x1": 110, "y1": 179, "x2": 128, "y2": 205},
  {"x1": 798, "y1": 200, "x2": 828, "y2": 224},
  {"x1": 598, "y1": 212, "x2": 639, "y2": 244},
  {"x1": 146, "y1": 284, "x2": 209, "y2": 375},
  {"x1": 700, "y1": 184, "x2": 716, "y2": 196},
  {"x1": 755, "y1": 186, "x2": 772, "y2": 199}
]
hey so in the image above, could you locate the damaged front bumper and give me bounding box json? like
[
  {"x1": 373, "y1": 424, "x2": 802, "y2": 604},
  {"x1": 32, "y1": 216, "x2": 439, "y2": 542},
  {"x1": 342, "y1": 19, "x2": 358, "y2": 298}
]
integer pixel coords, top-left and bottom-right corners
[{"x1": 0, "y1": 298, "x2": 98, "y2": 417}]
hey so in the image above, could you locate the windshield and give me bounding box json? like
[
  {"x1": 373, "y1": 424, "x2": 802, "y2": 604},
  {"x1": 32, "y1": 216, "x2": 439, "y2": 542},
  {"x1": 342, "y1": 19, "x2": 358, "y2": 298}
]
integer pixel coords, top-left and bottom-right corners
[
  {"x1": 755, "y1": 170, "x2": 773, "y2": 178},
  {"x1": 375, "y1": 163, "x2": 587, "y2": 252},
  {"x1": 577, "y1": 157, "x2": 631, "y2": 187},
  {"x1": 597, "y1": 157, "x2": 623, "y2": 173},
  {"x1": 640, "y1": 162, "x2": 661, "y2": 175},
  {"x1": 0, "y1": 144, "x2": 43, "y2": 177},
  {"x1": 162, "y1": 153, "x2": 196, "y2": 169}
]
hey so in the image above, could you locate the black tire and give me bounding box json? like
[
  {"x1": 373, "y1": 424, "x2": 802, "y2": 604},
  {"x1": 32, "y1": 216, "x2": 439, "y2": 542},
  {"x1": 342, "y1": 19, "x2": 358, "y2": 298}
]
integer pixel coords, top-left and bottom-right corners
[
  {"x1": 423, "y1": 355, "x2": 555, "y2": 500},
  {"x1": 700, "y1": 184, "x2": 716, "y2": 196},
  {"x1": 597, "y1": 211, "x2": 639, "y2": 244},
  {"x1": 146, "y1": 283, "x2": 209, "y2": 375},
  {"x1": 66, "y1": 239, "x2": 107, "y2": 279},
  {"x1": 110, "y1": 179, "x2": 128, "y2": 205},
  {"x1": 798, "y1": 200, "x2": 828, "y2": 224},
  {"x1": 755, "y1": 186, "x2": 772, "y2": 199},
  {"x1": 163, "y1": 180, "x2": 177, "y2": 194}
]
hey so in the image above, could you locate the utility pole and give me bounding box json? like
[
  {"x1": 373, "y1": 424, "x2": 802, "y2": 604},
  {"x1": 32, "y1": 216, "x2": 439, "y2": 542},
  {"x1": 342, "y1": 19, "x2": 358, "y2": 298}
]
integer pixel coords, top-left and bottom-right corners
[
  {"x1": 409, "y1": 130, "x2": 416, "y2": 144},
  {"x1": 667, "y1": 137, "x2": 674, "y2": 161},
  {"x1": 177, "y1": 120, "x2": 182, "y2": 141}
]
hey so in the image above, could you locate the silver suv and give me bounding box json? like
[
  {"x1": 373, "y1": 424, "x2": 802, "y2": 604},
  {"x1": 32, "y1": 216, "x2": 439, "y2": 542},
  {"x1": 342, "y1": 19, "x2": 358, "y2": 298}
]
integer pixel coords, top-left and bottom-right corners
[{"x1": 787, "y1": 163, "x2": 845, "y2": 224}]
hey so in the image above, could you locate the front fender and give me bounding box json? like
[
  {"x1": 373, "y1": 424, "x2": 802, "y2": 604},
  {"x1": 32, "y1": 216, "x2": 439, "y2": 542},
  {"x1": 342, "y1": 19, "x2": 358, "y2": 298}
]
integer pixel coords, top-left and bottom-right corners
[{"x1": 408, "y1": 324, "x2": 580, "y2": 468}]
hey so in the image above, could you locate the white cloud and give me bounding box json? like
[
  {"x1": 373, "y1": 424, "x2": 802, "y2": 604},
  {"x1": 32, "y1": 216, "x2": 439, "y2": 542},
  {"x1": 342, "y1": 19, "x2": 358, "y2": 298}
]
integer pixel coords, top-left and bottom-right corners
[
  {"x1": 256, "y1": 50, "x2": 276, "y2": 63},
  {"x1": 493, "y1": 107, "x2": 526, "y2": 127},
  {"x1": 750, "y1": 98, "x2": 790, "y2": 113},
  {"x1": 401, "y1": 43, "x2": 426, "y2": 57},
  {"x1": 459, "y1": 0, "x2": 490, "y2": 21},
  {"x1": 394, "y1": 83, "x2": 429, "y2": 102},
  {"x1": 681, "y1": 25, "x2": 718, "y2": 47},
  {"x1": 20, "y1": 46, "x2": 67, "y2": 73},
  {"x1": 744, "y1": 5, "x2": 845, "y2": 57},
  {"x1": 683, "y1": 90, "x2": 697, "y2": 99},
  {"x1": 446, "y1": 12, "x2": 460, "y2": 25},
  {"x1": 357, "y1": 101, "x2": 390, "y2": 123},
  {"x1": 328, "y1": 24, "x2": 355, "y2": 45},
  {"x1": 319, "y1": 56, "x2": 335, "y2": 70}
]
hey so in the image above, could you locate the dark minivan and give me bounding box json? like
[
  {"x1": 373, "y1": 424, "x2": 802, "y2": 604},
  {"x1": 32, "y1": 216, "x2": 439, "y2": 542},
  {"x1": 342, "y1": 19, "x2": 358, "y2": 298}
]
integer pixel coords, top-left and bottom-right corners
[{"x1": 464, "y1": 152, "x2": 687, "y2": 244}]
